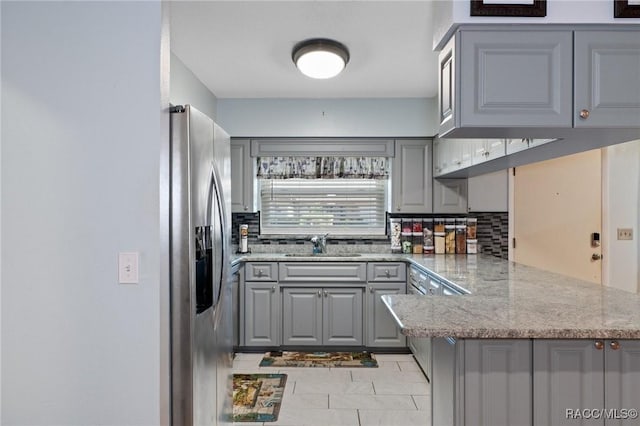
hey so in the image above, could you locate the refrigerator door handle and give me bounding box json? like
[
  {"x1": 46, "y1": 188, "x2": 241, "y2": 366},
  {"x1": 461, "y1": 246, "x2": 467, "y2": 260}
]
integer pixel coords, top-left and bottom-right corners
[{"x1": 208, "y1": 162, "x2": 227, "y2": 309}]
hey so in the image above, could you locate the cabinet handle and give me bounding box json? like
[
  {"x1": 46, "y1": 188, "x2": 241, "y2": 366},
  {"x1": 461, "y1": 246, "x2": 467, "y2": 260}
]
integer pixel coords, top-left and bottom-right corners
[
  {"x1": 256, "y1": 270, "x2": 263, "y2": 277},
  {"x1": 579, "y1": 109, "x2": 590, "y2": 119},
  {"x1": 428, "y1": 288, "x2": 435, "y2": 295},
  {"x1": 384, "y1": 269, "x2": 390, "y2": 278},
  {"x1": 317, "y1": 290, "x2": 321, "y2": 298},
  {"x1": 323, "y1": 290, "x2": 328, "y2": 298},
  {"x1": 397, "y1": 206, "x2": 401, "y2": 211},
  {"x1": 244, "y1": 206, "x2": 248, "y2": 211},
  {"x1": 483, "y1": 151, "x2": 490, "y2": 157},
  {"x1": 271, "y1": 286, "x2": 275, "y2": 293},
  {"x1": 610, "y1": 341, "x2": 620, "y2": 351},
  {"x1": 595, "y1": 340, "x2": 604, "y2": 350},
  {"x1": 369, "y1": 286, "x2": 374, "y2": 293}
]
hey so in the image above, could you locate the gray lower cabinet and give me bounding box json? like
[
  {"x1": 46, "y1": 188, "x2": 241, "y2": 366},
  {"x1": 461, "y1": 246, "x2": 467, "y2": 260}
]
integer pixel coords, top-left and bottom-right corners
[
  {"x1": 534, "y1": 339, "x2": 640, "y2": 426},
  {"x1": 282, "y1": 287, "x2": 364, "y2": 346},
  {"x1": 244, "y1": 282, "x2": 279, "y2": 346},
  {"x1": 366, "y1": 282, "x2": 406, "y2": 347},
  {"x1": 465, "y1": 340, "x2": 532, "y2": 426}
]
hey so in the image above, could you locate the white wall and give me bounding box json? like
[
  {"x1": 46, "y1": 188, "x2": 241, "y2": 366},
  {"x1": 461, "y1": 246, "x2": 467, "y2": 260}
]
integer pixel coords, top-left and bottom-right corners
[
  {"x1": 603, "y1": 140, "x2": 640, "y2": 293},
  {"x1": 217, "y1": 97, "x2": 438, "y2": 138},
  {"x1": 1, "y1": 2, "x2": 166, "y2": 424},
  {"x1": 171, "y1": 52, "x2": 218, "y2": 120}
]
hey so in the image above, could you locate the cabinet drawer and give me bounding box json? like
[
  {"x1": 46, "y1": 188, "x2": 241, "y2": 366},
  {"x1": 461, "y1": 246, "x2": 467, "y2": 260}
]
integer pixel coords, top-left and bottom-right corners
[
  {"x1": 409, "y1": 266, "x2": 428, "y2": 288},
  {"x1": 279, "y1": 262, "x2": 366, "y2": 283},
  {"x1": 367, "y1": 262, "x2": 407, "y2": 282},
  {"x1": 245, "y1": 262, "x2": 278, "y2": 281}
]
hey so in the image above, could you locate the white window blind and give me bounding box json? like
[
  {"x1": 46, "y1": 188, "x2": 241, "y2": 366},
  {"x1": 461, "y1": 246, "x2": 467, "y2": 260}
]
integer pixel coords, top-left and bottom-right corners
[{"x1": 259, "y1": 178, "x2": 388, "y2": 235}]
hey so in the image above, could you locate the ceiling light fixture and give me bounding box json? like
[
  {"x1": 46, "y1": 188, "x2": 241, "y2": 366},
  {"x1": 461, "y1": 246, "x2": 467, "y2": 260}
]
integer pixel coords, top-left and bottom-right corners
[{"x1": 292, "y1": 38, "x2": 350, "y2": 79}]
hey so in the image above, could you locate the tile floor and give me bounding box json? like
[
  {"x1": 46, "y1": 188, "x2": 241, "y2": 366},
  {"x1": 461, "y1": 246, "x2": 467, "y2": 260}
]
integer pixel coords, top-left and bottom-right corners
[{"x1": 232, "y1": 353, "x2": 431, "y2": 426}]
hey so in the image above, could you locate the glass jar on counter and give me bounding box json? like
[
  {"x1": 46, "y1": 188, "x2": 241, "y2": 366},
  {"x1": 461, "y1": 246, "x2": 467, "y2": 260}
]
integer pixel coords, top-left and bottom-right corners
[
  {"x1": 456, "y1": 225, "x2": 467, "y2": 254},
  {"x1": 389, "y1": 218, "x2": 402, "y2": 253},
  {"x1": 402, "y1": 218, "x2": 412, "y2": 234},
  {"x1": 434, "y1": 232, "x2": 445, "y2": 254},
  {"x1": 434, "y1": 218, "x2": 445, "y2": 233},
  {"x1": 412, "y1": 219, "x2": 423, "y2": 233},
  {"x1": 467, "y1": 217, "x2": 477, "y2": 239},
  {"x1": 413, "y1": 234, "x2": 423, "y2": 254},
  {"x1": 445, "y1": 224, "x2": 456, "y2": 254},
  {"x1": 422, "y1": 218, "x2": 434, "y2": 254}
]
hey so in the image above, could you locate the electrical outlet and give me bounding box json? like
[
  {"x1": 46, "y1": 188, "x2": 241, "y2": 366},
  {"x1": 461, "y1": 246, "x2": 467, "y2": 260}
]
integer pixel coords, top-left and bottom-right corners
[
  {"x1": 617, "y1": 228, "x2": 633, "y2": 241},
  {"x1": 119, "y1": 252, "x2": 139, "y2": 284}
]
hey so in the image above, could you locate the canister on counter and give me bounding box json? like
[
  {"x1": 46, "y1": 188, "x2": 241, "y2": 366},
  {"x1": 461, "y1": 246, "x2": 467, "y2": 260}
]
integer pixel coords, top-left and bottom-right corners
[
  {"x1": 434, "y1": 232, "x2": 446, "y2": 254},
  {"x1": 467, "y1": 217, "x2": 477, "y2": 239},
  {"x1": 412, "y1": 219, "x2": 423, "y2": 233},
  {"x1": 445, "y1": 224, "x2": 456, "y2": 254},
  {"x1": 239, "y1": 224, "x2": 249, "y2": 253},
  {"x1": 434, "y1": 218, "x2": 445, "y2": 233},
  {"x1": 423, "y1": 218, "x2": 434, "y2": 254},
  {"x1": 413, "y1": 234, "x2": 423, "y2": 254},
  {"x1": 402, "y1": 218, "x2": 412, "y2": 234},
  {"x1": 467, "y1": 239, "x2": 478, "y2": 254},
  {"x1": 456, "y1": 225, "x2": 467, "y2": 254},
  {"x1": 390, "y1": 218, "x2": 402, "y2": 253}
]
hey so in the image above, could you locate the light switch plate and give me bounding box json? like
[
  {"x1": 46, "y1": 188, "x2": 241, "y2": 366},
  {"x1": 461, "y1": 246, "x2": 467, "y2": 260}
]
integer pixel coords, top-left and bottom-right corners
[
  {"x1": 119, "y1": 252, "x2": 139, "y2": 284},
  {"x1": 617, "y1": 228, "x2": 633, "y2": 241}
]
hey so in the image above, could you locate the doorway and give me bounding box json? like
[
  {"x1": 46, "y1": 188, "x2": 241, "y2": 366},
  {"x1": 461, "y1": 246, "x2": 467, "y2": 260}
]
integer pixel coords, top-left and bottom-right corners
[{"x1": 511, "y1": 149, "x2": 603, "y2": 284}]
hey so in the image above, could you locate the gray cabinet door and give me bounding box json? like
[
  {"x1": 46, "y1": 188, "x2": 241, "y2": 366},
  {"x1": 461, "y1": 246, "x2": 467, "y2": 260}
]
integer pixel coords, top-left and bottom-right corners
[
  {"x1": 534, "y1": 340, "x2": 604, "y2": 426},
  {"x1": 230, "y1": 138, "x2": 254, "y2": 213},
  {"x1": 366, "y1": 283, "x2": 406, "y2": 347},
  {"x1": 282, "y1": 287, "x2": 322, "y2": 346},
  {"x1": 392, "y1": 139, "x2": 432, "y2": 213},
  {"x1": 604, "y1": 340, "x2": 640, "y2": 426},
  {"x1": 574, "y1": 31, "x2": 640, "y2": 128},
  {"x1": 468, "y1": 170, "x2": 508, "y2": 212},
  {"x1": 244, "y1": 282, "x2": 279, "y2": 346},
  {"x1": 433, "y1": 178, "x2": 468, "y2": 214},
  {"x1": 459, "y1": 30, "x2": 573, "y2": 128},
  {"x1": 465, "y1": 340, "x2": 532, "y2": 426},
  {"x1": 323, "y1": 288, "x2": 363, "y2": 346}
]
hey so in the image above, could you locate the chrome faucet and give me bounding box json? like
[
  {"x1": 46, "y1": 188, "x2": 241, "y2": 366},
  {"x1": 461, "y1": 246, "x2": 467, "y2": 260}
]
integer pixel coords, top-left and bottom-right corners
[{"x1": 310, "y1": 233, "x2": 328, "y2": 254}]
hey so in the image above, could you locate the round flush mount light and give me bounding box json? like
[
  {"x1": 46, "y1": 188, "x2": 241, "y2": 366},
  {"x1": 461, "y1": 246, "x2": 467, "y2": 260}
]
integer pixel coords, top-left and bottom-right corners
[{"x1": 292, "y1": 38, "x2": 350, "y2": 79}]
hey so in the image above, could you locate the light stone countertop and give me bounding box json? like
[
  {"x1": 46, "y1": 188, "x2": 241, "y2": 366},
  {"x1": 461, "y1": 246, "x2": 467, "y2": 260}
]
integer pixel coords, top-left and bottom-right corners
[{"x1": 233, "y1": 252, "x2": 640, "y2": 339}]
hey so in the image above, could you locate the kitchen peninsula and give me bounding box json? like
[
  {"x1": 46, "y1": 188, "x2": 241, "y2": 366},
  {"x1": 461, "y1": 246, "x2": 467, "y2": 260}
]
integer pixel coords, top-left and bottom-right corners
[
  {"x1": 234, "y1": 252, "x2": 640, "y2": 425},
  {"x1": 381, "y1": 255, "x2": 640, "y2": 426}
]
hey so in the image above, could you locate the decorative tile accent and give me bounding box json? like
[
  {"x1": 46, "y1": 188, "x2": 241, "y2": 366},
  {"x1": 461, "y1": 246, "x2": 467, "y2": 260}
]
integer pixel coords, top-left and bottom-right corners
[{"x1": 231, "y1": 211, "x2": 509, "y2": 259}]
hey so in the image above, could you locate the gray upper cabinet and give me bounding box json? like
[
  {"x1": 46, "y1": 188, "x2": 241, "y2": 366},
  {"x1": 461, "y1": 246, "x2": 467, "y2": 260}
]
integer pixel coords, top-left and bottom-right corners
[
  {"x1": 468, "y1": 170, "x2": 508, "y2": 212},
  {"x1": 392, "y1": 139, "x2": 432, "y2": 213},
  {"x1": 433, "y1": 178, "x2": 468, "y2": 214},
  {"x1": 440, "y1": 29, "x2": 573, "y2": 136},
  {"x1": 231, "y1": 138, "x2": 255, "y2": 213},
  {"x1": 574, "y1": 31, "x2": 640, "y2": 128},
  {"x1": 439, "y1": 26, "x2": 640, "y2": 141}
]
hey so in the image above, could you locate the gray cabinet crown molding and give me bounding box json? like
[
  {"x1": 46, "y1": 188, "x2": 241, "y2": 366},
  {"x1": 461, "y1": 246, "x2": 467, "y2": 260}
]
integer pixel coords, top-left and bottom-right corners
[{"x1": 250, "y1": 138, "x2": 395, "y2": 157}]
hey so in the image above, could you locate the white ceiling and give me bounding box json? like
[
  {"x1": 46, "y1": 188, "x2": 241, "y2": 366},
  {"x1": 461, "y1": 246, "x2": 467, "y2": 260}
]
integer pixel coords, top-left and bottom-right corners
[{"x1": 169, "y1": 1, "x2": 439, "y2": 99}]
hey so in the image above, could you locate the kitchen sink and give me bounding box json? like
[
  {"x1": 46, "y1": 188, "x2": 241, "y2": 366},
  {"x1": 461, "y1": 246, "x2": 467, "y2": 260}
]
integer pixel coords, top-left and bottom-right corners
[{"x1": 284, "y1": 253, "x2": 362, "y2": 257}]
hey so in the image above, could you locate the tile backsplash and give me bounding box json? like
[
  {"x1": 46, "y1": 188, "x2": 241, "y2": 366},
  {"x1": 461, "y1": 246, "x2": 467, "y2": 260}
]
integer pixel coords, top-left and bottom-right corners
[{"x1": 232, "y1": 211, "x2": 508, "y2": 258}]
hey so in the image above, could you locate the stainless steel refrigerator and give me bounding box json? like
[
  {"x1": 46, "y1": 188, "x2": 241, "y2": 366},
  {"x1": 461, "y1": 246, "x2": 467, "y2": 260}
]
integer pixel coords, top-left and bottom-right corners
[{"x1": 170, "y1": 105, "x2": 233, "y2": 426}]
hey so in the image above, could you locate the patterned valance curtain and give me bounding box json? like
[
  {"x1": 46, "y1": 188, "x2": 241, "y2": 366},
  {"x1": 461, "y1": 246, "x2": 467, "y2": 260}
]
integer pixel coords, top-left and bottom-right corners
[{"x1": 257, "y1": 156, "x2": 389, "y2": 179}]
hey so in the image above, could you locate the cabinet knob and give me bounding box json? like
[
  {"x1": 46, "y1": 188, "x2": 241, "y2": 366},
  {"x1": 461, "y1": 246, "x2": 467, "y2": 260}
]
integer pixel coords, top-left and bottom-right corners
[
  {"x1": 610, "y1": 341, "x2": 620, "y2": 350},
  {"x1": 271, "y1": 286, "x2": 276, "y2": 293},
  {"x1": 384, "y1": 269, "x2": 390, "y2": 278},
  {"x1": 317, "y1": 290, "x2": 322, "y2": 298},
  {"x1": 324, "y1": 290, "x2": 328, "y2": 298},
  {"x1": 397, "y1": 206, "x2": 401, "y2": 211},
  {"x1": 595, "y1": 340, "x2": 604, "y2": 350},
  {"x1": 484, "y1": 151, "x2": 490, "y2": 157},
  {"x1": 256, "y1": 270, "x2": 263, "y2": 277},
  {"x1": 369, "y1": 286, "x2": 374, "y2": 293},
  {"x1": 244, "y1": 206, "x2": 248, "y2": 211},
  {"x1": 579, "y1": 109, "x2": 590, "y2": 119},
  {"x1": 428, "y1": 288, "x2": 435, "y2": 295},
  {"x1": 592, "y1": 253, "x2": 602, "y2": 261}
]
